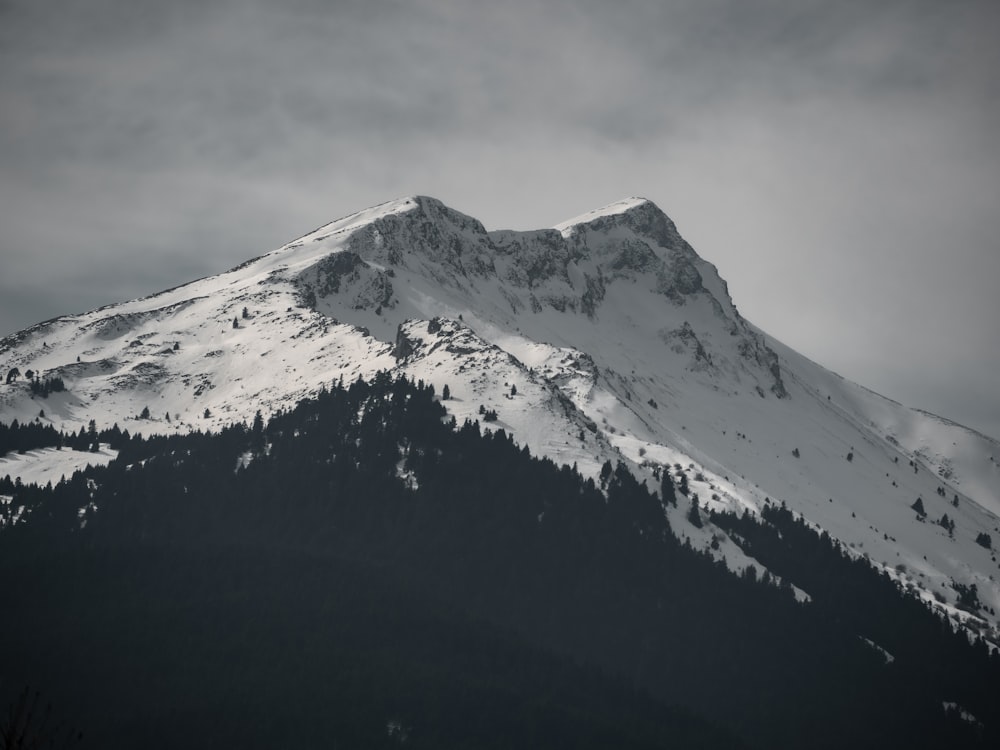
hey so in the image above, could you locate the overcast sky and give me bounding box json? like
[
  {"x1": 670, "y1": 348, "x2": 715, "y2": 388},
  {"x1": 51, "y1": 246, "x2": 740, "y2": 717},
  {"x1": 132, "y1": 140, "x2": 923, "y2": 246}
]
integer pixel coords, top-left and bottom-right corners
[{"x1": 1, "y1": 0, "x2": 998, "y2": 438}]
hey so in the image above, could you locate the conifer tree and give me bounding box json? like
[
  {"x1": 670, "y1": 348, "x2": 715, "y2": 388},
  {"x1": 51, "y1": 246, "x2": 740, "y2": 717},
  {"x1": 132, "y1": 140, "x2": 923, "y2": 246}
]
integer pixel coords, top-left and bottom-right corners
[
  {"x1": 599, "y1": 460, "x2": 613, "y2": 487},
  {"x1": 687, "y1": 495, "x2": 703, "y2": 528},
  {"x1": 661, "y1": 472, "x2": 677, "y2": 507}
]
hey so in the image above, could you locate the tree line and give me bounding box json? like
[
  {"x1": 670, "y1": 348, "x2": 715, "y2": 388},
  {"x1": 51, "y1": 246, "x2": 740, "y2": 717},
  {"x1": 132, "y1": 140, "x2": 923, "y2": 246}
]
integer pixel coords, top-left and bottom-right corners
[{"x1": 1, "y1": 373, "x2": 997, "y2": 749}]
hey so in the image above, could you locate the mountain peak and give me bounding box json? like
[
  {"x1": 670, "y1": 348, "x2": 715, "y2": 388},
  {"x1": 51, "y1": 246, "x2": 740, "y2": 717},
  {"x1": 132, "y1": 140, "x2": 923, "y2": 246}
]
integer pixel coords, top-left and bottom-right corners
[
  {"x1": 552, "y1": 197, "x2": 692, "y2": 263},
  {"x1": 553, "y1": 197, "x2": 658, "y2": 236},
  {"x1": 2, "y1": 193, "x2": 999, "y2": 642}
]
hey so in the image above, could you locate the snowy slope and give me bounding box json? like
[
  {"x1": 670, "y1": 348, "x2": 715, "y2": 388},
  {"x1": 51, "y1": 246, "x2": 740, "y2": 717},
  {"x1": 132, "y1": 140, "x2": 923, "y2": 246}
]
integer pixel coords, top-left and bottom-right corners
[{"x1": 1, "y1": 194, "x2": 998, "y2": 640}]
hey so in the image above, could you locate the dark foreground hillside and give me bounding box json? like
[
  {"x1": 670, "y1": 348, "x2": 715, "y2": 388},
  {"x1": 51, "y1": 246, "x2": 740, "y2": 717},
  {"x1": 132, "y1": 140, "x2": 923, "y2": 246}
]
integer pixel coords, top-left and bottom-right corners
[{"x1": 2, "y1": 374, "x2": 997, "y2": 748}]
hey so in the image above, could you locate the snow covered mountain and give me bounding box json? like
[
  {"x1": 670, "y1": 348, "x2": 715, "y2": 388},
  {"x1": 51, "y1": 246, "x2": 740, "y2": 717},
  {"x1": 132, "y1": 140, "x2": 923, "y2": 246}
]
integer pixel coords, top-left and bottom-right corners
[{"x1": 2, "y1": 195, "x2": 998, "y2": 641}]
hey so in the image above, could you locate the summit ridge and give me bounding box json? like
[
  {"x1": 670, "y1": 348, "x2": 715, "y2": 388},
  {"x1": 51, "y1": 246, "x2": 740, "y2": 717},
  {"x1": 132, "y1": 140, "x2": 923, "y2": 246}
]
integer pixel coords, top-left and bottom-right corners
[{"x1": 553, "y1": 196, "x2": 654, "y2": 236}]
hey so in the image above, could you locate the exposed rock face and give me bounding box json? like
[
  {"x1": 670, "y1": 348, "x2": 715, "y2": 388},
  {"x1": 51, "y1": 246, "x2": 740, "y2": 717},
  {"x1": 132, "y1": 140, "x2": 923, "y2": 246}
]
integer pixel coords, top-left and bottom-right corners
[
  {"x1": 290, "y1": 195, "x2": 787, "y2": 398},
  {"x1": 661, "y1": 323, "x2": 715, "y2": 373},
  {"x1": 345, "y1": 197, "x2": 497, "y2": 281},
  {"x1": 297, "y1": 250, "x2": 394, "y2": 312},
  {"x1": 739, "y1": 336, "x2": 788, "y2": 398}
]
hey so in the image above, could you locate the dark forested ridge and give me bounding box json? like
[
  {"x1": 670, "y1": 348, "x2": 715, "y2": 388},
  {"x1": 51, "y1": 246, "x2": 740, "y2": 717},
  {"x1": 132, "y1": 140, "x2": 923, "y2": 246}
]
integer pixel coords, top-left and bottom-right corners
[
  {"x1": 0, "y1": 419, "x2": 65, "y2": 456},
  {"x1": 2, "y1": 374, "x2": 998, "y2": 748}
]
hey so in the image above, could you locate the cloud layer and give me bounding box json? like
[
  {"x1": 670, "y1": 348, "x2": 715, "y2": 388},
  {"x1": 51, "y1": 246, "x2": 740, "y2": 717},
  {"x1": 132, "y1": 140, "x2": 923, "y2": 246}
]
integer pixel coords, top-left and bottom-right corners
[{"x1": 2, "y1": 0, "x2": 998, "y2": 436}]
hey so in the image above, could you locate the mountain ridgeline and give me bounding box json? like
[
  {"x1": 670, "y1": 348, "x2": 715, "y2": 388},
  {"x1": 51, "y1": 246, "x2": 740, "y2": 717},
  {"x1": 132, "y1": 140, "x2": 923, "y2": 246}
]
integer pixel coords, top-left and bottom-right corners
[
  {"x1": 2, "y1": 374, "x2": 998, "y2": 748},
  {"x1": 296, "y1": 197, "x2": 787, "y2": 396},
  {"x1": 2, "y1": 195, "x2": 1000, "y2": 745},
  {"x1": 2, "y1": 196, "x2": 996, "y2": 641}
]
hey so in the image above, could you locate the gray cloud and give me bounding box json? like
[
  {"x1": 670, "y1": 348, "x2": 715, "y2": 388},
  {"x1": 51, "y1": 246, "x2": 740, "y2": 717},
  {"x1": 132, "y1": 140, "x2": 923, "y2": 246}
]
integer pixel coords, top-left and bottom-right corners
[{"x1": 1, "y1": 0, "x2": 998, "y2": 436}]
